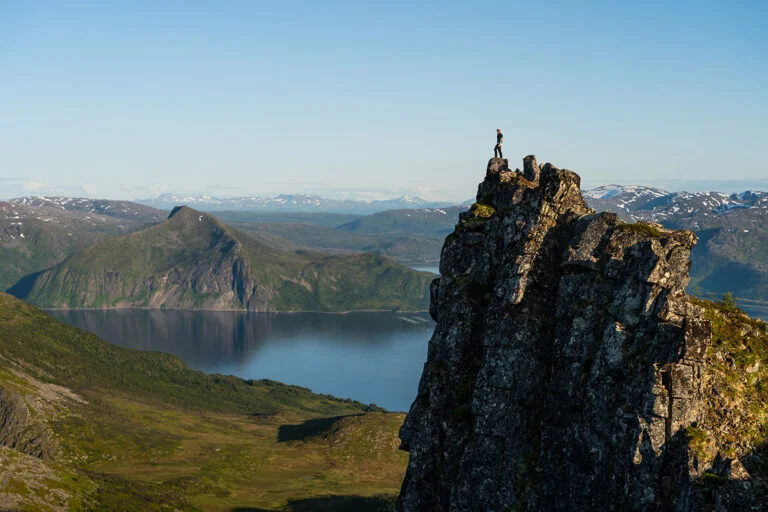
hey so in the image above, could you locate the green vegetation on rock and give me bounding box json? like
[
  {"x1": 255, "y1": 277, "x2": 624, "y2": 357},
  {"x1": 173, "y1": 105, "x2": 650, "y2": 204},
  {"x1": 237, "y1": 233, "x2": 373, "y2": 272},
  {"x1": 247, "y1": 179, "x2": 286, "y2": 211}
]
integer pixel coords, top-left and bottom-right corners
[
  {"x1": 616, "y1": 221, "x2": 663, "y2": 238},
  {"x1": 688, "y1": 296, "x2": 768, "y2": 484},
  {"x1": 471, "y1": 203, "x2": 495, "y2": 219}
]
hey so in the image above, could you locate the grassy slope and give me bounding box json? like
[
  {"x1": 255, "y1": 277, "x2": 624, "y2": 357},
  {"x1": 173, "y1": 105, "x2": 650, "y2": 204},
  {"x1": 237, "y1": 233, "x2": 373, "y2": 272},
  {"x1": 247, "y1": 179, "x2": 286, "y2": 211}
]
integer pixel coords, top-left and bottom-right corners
[
  {"x1": 233, "y1": 222, "x2": 444, "y2": 265},
  {"x1": 678, "y1": 297, "x2": 768, "y2": 498},
  {"x1": 214, "y1": 211, "x2": 362, "y2": 229},
  {"x1": 692, "y1": 297, "x2": 768, "y2": 458},
  {"x1": 0, "y1": 293, "x2": 408, "y2": 511},
  {"x1": 335, "y1": 207, "x2": 461, "y2": 236},
  {"x1": 19, "y1": 208, "x2": 433, "y2": 312}
]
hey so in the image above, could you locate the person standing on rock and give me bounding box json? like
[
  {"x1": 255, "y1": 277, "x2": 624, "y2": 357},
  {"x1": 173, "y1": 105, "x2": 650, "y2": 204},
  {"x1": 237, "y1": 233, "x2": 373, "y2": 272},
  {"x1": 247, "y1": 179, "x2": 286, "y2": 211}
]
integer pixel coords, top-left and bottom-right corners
[{"x1": 494, "y1": 128, "x2": 503, "y2": 158}]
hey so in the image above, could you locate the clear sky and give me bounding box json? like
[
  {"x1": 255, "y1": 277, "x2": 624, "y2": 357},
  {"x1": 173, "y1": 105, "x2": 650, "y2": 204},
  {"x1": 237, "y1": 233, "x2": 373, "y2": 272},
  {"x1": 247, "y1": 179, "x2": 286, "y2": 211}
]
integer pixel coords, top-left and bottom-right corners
[{"x1": 1, "y1": 1, "x2": 766, "y2": 201}]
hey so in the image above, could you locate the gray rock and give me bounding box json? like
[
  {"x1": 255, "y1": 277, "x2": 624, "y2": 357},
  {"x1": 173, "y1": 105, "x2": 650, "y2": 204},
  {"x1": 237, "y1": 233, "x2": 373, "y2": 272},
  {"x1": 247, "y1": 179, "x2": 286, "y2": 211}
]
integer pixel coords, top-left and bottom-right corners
[{"x1": 397, "y1": 156, "x2": 766, "y2": 511}]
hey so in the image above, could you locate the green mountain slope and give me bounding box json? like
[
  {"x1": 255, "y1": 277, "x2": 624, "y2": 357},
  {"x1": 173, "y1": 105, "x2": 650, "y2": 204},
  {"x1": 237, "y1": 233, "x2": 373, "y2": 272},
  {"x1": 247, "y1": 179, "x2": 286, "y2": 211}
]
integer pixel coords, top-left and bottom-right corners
[
  {"x1": 15, "y1": 206, "x2": 432, "y2": 312},
  {"x1": 0, "y1": 293, "x2": 406, "y2": 510},
  {"x1": 214, "y1": 210, "x2": 361, "y2": 228},
  {"x1": 336, "y1": 206, "x2": 462, "y2": 236},
  {"x1": 231, "y1": 221, "x2": 444, "y2": 265}
]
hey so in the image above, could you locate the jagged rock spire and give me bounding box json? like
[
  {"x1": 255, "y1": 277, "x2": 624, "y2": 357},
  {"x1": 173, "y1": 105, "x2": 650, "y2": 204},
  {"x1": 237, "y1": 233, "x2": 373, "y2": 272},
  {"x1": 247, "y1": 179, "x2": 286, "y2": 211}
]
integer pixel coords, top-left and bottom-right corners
[{"x1": 395, "y1": 156, "x2": 755, "y2": 511}]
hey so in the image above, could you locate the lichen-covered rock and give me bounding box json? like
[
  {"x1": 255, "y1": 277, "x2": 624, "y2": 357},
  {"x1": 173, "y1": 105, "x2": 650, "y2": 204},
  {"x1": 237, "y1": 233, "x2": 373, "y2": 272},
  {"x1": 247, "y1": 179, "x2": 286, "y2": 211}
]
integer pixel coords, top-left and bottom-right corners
[{"x1": 398, "y1": 156, "x2": 767, "y2": 511}]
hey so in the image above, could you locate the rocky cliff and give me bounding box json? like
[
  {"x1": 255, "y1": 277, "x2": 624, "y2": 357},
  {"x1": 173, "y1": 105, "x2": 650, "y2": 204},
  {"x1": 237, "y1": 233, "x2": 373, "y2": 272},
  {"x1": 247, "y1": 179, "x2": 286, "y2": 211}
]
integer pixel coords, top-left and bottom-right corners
[{"x1": 398, "y1": 157, "x2": 767, "y2": 511}]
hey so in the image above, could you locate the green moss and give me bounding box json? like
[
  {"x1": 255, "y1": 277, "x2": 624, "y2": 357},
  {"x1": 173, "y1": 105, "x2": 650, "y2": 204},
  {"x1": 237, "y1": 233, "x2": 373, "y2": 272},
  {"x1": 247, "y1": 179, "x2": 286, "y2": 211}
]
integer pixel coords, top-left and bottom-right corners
[
  {"x1": 616, "y1": 222, "x2": 663, "y2": 238},
  {"x1": 686, "y1": 426, "x2": 708, "y2": 459},
  {"x1": 471, "y1": 203, "x2": 496, "y2": 219}
]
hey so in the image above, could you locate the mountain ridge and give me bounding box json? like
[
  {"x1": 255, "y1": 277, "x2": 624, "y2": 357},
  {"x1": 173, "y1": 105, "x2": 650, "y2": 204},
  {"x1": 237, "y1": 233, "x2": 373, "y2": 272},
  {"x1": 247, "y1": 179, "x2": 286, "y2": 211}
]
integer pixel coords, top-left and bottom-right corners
[
  {"x1": 13, "y1": 206, "x2": 433, "y2": 312},
  {"x1": 138, "y1": 192, "x2": 456, "y2": 214}
]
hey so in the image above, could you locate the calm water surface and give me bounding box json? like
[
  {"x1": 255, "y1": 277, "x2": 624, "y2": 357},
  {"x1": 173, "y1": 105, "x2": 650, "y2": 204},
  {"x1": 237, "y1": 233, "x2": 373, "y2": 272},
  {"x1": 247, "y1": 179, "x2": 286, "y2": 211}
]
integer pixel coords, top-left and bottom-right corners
[
  {"x1": 411, "y1": 265, "x2": 439, "y2": 274},
  {"x1": 50, "y1": 309, "x2": 434, "y2": 412}
]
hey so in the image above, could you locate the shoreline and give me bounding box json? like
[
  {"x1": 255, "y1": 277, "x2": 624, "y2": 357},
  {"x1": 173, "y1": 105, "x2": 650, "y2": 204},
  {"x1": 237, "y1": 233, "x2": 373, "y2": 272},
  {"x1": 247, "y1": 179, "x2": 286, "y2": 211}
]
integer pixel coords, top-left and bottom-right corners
[{"x1": 41, "y1": 306, "x2": 431, "y2": 315}]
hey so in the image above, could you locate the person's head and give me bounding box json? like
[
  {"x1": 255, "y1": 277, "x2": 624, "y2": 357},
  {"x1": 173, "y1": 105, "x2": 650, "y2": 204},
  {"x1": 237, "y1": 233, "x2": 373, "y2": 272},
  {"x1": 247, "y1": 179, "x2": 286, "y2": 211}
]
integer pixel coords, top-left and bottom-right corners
[{"x1": 497, "y1": 128, "x2": 500, "y2": 132}]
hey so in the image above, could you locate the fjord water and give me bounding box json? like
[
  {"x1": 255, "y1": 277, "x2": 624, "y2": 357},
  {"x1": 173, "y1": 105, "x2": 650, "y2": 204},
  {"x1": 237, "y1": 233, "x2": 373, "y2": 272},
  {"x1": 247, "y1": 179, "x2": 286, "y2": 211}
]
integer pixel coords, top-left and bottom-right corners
[
  {"x1": 49, "y1": 309, "x2": 433, "y2": 411},
  {"x1": 410, "y1": 264, "x2": 440, "y2": 274}
]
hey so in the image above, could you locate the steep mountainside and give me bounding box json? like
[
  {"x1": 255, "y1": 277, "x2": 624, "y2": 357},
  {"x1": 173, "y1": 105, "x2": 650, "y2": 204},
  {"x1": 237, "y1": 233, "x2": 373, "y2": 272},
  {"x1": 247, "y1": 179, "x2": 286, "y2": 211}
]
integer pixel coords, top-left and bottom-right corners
[
  {"x1": 398, "y1": 157, "x2": 767, "y2": 511},
  {"x1": 0, "y1": 293, "x2": 406, "y2": 510},
  {"x1": 0, "y1": 201, "x2": 159, "y2": 292},
  {"x1": 15, "y1": 206, "x2": 432, "y2": 311}
]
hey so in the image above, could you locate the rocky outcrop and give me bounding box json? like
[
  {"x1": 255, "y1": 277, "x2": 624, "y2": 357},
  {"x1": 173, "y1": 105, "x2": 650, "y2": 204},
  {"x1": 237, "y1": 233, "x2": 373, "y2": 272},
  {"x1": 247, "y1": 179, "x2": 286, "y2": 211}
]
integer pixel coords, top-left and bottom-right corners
[
  {"x1": 398, "y1": 157, "x2": 767, "y2": 511},
  {"x1": 0, "y1": 387, "x2": 55, "y2": 459}
]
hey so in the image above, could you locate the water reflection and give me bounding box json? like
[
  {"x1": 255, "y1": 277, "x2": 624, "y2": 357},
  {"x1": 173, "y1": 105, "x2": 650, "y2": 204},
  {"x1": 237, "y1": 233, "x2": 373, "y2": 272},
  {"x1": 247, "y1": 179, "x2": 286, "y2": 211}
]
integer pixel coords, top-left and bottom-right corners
[{"x1": 49, "y1": 309, "x2": 434, "y2": 412}]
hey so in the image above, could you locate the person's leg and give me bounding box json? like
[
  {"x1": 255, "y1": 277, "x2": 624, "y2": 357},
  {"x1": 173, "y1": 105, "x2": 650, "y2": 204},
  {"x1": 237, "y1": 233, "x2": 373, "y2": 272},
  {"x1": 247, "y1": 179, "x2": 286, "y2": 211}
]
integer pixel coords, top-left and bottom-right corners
[
  {"x1": 498, "y1": 145, "x2": 503, "y2": 158},
  {"x1": 494, "y1": 144, "x2": 500, "y2": 158}
]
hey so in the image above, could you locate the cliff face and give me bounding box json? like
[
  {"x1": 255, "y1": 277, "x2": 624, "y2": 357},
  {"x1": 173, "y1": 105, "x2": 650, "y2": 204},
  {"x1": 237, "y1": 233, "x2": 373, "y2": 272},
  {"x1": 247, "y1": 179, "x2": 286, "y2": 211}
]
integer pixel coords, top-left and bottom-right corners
[{"x1": 398, "y1": 157, "x2": 767, "y2": 511}]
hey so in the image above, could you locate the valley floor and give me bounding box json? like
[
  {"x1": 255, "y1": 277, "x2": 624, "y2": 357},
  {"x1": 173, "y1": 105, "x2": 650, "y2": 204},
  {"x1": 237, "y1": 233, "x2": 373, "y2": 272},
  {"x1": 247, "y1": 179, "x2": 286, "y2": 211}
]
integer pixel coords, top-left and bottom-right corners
[{"x1": 3, "y1": 384, "x2": 406, "y2": 511}]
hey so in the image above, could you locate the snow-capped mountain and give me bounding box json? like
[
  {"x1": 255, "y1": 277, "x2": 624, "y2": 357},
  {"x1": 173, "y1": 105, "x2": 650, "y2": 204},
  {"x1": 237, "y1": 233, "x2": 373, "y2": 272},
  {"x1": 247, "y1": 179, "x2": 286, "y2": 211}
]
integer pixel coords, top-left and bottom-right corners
[
  {"x1": 582, "y1": 185, "x2": 768, "y2": 229},
  {"x1": 0, "y1": 199, "x2": 164, "y2": 291},
  {"x1": 137, "y1": 193, "x2": 452, "y2": 214},
  {"x1": 583, "y1": 185, "x2": 668, "y2": 215},
  {"x1": 10, "y1": 196, "x2": 164, "y2": 222}
]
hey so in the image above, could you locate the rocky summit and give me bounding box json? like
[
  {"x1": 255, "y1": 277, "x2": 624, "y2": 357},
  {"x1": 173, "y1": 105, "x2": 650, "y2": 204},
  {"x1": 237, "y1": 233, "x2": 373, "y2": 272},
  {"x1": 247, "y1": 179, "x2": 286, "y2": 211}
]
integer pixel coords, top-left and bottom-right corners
[{"x1": 397, "y1": 157, "x2": 767, "y2": 511}]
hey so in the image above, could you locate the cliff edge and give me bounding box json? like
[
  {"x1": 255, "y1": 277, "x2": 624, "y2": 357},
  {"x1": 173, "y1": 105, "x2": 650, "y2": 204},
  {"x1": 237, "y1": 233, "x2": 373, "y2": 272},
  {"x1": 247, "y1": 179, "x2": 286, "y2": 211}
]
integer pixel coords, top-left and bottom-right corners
[{"x1": 398, "y1": 157, "x2": 767, "y2": 511}]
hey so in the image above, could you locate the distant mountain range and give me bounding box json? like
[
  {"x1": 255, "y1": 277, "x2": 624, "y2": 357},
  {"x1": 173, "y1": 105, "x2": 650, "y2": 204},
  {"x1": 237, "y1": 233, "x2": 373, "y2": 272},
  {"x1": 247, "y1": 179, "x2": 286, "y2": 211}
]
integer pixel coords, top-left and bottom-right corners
[
  {"x1": 4, "y1": 184, "x2": 767, "y2": 316},
  {"x1": 137, "y1": 193, "x2": 455, "y2": 214},
  {"x1": 9, "y1": 196, "x2": 165, "y2": 222},
  {"x1": 584, "y1": 185, "x2": 768, "y2": 227}
]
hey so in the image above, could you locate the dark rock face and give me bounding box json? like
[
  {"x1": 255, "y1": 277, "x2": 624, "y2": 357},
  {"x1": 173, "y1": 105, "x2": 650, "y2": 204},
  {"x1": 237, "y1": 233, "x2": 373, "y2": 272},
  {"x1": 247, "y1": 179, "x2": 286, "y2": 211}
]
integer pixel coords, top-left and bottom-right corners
[{"x1": 397, "y1": 157, "x2": 764, "y2": 511}]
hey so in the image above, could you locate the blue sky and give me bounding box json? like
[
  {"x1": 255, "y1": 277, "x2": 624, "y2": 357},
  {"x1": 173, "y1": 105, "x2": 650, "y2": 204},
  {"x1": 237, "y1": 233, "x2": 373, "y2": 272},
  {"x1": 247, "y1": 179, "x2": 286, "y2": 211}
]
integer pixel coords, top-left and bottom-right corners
[{"x1": 1, "y1": 1, "x2": 766, "y2": 201}]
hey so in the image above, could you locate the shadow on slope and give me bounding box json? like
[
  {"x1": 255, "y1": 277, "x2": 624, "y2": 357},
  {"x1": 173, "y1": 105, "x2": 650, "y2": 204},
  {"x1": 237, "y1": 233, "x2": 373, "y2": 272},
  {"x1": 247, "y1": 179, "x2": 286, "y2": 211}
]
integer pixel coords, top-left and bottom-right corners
[
  {"x1": 6, "y1": 269, "x2": 44, "y2": 297},
  {"x1": 278, "y1": 415, "x2": 362, "y2": 442},
  {"x1": 233, "y1": 494, "x2": 395, "y2": 511},
  {"x1": 699, "y1": 262, "x2": 764, "y2": 295}
]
